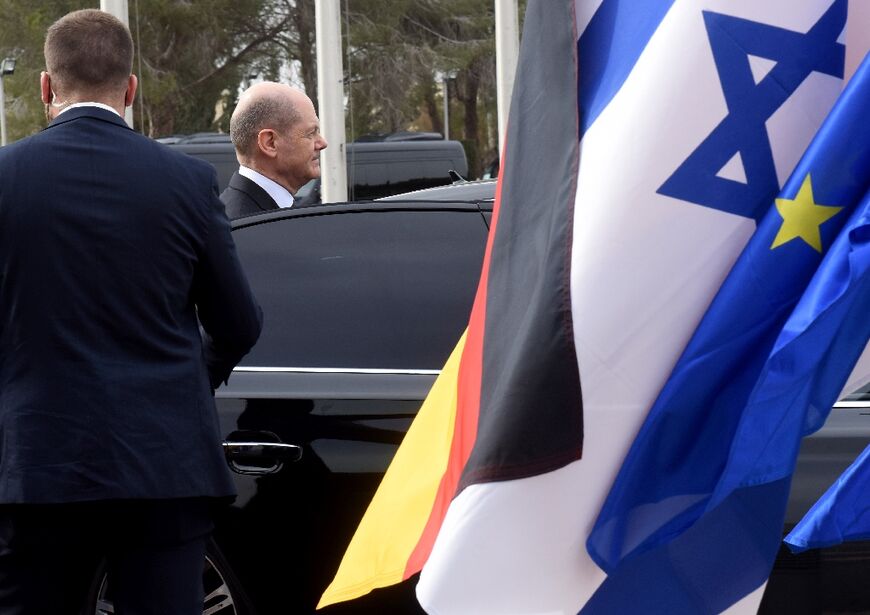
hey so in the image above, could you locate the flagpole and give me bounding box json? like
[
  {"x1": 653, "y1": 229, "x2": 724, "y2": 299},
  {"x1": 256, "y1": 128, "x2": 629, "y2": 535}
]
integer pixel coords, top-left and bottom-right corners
[
  {"x1": 99, "y1": 0, "x2": 135, "y2": 129},
  {"x1": 315, "y1": 0, "x2": 348, "y2": 203},
  {"x1": 495, "y1": 0, "x2": 519, "y2": 156}
]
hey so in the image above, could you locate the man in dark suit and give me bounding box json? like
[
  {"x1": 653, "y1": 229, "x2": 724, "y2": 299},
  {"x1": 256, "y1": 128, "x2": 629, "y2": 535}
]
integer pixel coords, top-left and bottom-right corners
[
  {"x1": 221, "y1": 82, "x2": 328, "y2": 218},
  {"x1": 0, "y1": 10, "x2": 262, "y2": 614}
]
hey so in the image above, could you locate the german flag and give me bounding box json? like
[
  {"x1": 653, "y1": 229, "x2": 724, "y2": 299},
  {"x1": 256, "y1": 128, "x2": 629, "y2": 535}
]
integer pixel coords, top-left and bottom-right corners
[
  {"x1": 319, "y1": 0, "x2": 860, "y2": 612},
  {"x1": 318, "y1": 1, "x2": 582, "y2": 608}
]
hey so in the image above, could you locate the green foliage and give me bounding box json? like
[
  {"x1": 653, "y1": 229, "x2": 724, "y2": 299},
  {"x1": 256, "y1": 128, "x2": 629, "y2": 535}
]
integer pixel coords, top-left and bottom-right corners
[
  {"x1": 0, "y1": 0, "x2": 83, "y2": 141},
  {"x1": 343, "y1": 0, "x2": 503, "y2": 176},
  {"x1": 0, "y1": 0, "x2": 523, "y2": 176},
  {"x1": 129, "y1": 0, "x2": 285, "y2": 136},
  {"x1": 0, "y1": 0, "x2": 282, "y2": 139}
]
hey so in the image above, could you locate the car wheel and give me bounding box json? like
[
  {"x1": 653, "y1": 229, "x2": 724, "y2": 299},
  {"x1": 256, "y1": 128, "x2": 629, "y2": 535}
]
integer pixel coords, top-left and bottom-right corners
[{"x1": 87, "y1": 539, "x2": 247, "y2": 615}]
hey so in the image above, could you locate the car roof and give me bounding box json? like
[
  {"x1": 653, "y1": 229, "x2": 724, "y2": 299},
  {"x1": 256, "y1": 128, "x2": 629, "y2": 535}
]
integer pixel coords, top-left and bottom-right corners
[
  {"x1": 230, "y1": 198, "x2": 487, "y2": 229},
  {"x1": 377, "y1": 179, "x2": 496, "y2": 203},
  {"x1": 230, "y1": 180, "x2": 497, "y2": 228},
  {"x1": 156, "y1": 132, "x2": 231, "y2": 144}
]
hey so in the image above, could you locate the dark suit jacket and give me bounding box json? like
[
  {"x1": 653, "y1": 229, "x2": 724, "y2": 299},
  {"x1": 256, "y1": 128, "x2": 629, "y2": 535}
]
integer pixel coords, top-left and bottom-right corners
[
  {"x1": 0, "y1": 107, "x2": 262, "y2": 504},
  {"x1": 220, "y1": 171, "x2": 280, "y2": 219}
]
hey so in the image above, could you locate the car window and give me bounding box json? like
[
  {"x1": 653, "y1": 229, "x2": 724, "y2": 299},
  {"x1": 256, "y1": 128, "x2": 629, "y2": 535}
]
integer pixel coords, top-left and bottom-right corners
[
  {"x1": 167, "y1": 143, "x2": 238, "y2": 192},
  {"x1": 232, "y1": 206, "x2": 488, "y2": 370},
  {"x1": 295, "y1": 179, "x2": 317, "y2": 199},
  {"x1": 351, "y1": 161, "x2": 454, "y2": 200}
]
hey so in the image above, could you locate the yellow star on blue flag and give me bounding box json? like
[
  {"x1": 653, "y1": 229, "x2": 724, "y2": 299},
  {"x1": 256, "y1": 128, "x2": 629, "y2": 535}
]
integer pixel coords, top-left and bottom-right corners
[{"x1": 771, "y1": 174, "x2": 842, "y2": 252}]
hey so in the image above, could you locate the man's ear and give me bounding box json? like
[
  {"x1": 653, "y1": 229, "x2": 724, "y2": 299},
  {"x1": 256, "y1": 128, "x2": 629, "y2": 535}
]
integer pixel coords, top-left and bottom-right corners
[
  {"x1": 256, "y1": 129, "x2": 279, "y2": 158},
  {"x1": 124, "y1": 74, "x2": 138, "y2": 108},
  {"x1": 40, "y1": 72, "x2": 51, "y2": 105}
]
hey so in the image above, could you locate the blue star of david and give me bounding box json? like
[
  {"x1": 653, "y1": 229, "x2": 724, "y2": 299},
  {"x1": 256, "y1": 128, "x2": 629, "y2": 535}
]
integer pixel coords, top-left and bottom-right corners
[{"x1": 657, "y1": 0, "x2": 846, "y2": 223}]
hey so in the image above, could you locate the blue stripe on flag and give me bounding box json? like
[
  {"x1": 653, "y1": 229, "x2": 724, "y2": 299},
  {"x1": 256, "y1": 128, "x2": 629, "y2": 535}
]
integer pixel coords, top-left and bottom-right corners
[{"x1": 578, "y1": 0, "x2": 675, "y2": 133}]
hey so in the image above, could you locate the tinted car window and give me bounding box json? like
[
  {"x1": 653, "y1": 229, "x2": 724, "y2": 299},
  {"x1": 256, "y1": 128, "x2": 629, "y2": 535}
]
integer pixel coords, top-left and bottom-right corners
[
  {"x1": 295, "y1": 141, "x2": 469, "y2": 205},
  {"x1": 351, "y1": 160, "x2": 453, "y2": 200},
  {"x1": 167, "y1": 139, "x2": 469, "y2": 203},
  {"x1": 168, "y1": 142, "x2": 238, "y2": 191},
  {"x1": 232, "y1": 205, "x2": 488, "y2": 369}
]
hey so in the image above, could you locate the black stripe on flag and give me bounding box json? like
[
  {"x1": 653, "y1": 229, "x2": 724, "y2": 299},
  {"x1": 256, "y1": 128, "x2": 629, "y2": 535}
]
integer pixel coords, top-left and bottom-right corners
[{"x1": 460, "y1": 0, "x2": 583, "y2": 489}]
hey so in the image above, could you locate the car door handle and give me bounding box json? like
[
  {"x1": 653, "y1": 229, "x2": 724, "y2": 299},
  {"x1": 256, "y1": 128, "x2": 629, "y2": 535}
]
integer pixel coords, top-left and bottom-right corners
[{"x1": 223, "y1": 441, "x2": 303, "y2": 475}]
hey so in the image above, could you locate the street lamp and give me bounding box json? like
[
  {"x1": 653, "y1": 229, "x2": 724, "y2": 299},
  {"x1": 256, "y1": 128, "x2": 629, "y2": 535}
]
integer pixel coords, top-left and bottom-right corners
[{"x1": 0, "y1": 57, "x2": 16, "y2": 147}]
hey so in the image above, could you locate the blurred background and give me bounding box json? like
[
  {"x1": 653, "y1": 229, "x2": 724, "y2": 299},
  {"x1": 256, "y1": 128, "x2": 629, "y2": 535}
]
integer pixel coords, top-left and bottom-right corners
[{"x1": 0, "y1": 0, "x2": 527, "y2": 179}]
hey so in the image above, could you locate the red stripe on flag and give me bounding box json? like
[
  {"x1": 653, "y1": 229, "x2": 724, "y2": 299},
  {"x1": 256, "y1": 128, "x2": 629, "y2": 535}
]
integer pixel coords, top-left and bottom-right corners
[{"x1": 403, "y1": 146, "x2": 509, "y2": 579}]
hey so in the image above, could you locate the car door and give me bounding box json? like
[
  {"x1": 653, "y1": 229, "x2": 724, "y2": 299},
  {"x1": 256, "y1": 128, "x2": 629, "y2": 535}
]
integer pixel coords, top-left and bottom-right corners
[{"x1": 214, "y1": 202, "x2": 489, "y2": 614}]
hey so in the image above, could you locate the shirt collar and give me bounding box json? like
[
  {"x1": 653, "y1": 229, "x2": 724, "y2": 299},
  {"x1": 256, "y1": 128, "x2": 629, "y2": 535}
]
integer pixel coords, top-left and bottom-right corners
[
  {"x1": 238, "y1": 166, "x2": 295, "y2": 209},
  {"x1": 57, "y1": 102, "x2": 122, "y2": 117}
]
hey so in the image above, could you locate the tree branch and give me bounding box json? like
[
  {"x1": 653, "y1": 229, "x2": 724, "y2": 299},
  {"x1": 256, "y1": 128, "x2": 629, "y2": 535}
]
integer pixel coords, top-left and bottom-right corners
[{"x1": 182, "y1": 17, "x2": 289, "y2": 91}]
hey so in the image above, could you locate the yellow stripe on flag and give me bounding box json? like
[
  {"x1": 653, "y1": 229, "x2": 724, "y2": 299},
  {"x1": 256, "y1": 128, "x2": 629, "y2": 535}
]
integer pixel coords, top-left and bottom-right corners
[{"x1": 317, "y1": 331, "x2": 467, "y2": 609}]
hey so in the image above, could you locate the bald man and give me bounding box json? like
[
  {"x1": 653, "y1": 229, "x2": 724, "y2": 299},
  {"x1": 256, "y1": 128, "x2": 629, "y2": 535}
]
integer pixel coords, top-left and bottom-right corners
[{"x1": 221, "y1": 82, "x2": 328, "y2": 218}]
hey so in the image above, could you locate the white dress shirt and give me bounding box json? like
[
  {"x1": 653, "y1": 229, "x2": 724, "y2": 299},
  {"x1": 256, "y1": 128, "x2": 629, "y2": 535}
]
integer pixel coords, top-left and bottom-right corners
[
  {"x1": 56, "y1": 102, "x2": 122, "y2": 117},
  {"x1": 238, "y1": 166, "x2": 295, "y2": 209}
]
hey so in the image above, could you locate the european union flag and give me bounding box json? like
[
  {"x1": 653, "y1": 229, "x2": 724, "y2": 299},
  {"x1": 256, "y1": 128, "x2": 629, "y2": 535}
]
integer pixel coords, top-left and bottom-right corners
[{"x1": 585, "y1": 52, "x2": 870, "y2": 614}]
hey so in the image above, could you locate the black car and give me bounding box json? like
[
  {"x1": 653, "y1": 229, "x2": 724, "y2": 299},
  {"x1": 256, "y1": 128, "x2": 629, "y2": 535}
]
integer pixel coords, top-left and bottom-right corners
[
  {"x1": 162, "y1": 132, "x2": 469, "y2": 202},
  {"x1": 87, "y1": 180, "x2": 869, "y2": 614}
]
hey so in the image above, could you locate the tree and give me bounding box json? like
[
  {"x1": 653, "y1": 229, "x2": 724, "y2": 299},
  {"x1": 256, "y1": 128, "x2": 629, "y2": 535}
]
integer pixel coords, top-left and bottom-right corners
[
  {"x1": 268, "y1": 0, "x2": 318, "y2": 110},
  {"x1": 129, "y1": 0, "x2": 288, "y2": 136},
  {"x1": 0, "y1": 0, "x2": 79, "y2": 142},
  {"x1": 0, "y1": 0, "x2": 285, "y2": 140},
  {"x1": 0, "y1": 0, "x2": 520, "y2": 178},
  {"x1": 342, "y1": 0, "x2": 502, "y2": 177}
]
